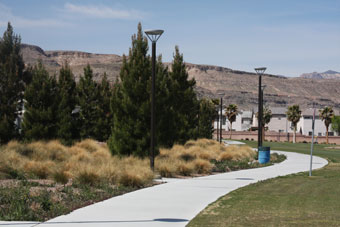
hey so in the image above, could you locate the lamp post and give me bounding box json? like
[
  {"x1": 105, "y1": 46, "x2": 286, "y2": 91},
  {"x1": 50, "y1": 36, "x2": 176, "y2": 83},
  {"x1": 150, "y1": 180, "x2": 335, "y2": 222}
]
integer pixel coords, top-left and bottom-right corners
[
  {"x1": 217, "y1": 92, "x2": 225, "y2": 143},
  {"x1": 145, "y1": 29, "x2": 164, "y2": 171},
  {"x1": 261, "y1": 85, "x2": 266, "y2": 143},
  {"x1": 255, "y1": 67, "x2": 266, "y2": 149}
]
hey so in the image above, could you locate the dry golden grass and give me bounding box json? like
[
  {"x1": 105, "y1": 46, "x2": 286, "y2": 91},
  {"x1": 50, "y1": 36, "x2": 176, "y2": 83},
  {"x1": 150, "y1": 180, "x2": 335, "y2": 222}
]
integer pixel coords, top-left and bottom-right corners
[
  {"x1": 0, "y1": 139, "x2": 153, "y2": 186},
  {"x1": 155, "y1": 139, "x2": 256, "y2": 177},
  {"x1": 0, "y1": 138, "x2": 255, "y2": 184}
]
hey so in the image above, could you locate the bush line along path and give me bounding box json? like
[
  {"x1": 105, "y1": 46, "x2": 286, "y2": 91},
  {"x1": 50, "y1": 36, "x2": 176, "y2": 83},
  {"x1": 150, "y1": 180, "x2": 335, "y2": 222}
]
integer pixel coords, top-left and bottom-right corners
[{"x1": 3, "y1": 150, "x2": 327, "y2": 227}]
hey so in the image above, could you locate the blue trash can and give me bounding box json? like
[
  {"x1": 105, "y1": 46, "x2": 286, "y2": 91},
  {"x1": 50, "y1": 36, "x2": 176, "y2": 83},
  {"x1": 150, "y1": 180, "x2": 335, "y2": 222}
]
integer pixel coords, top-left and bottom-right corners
[{"x1": 258, "y1": 146, "x2": 270, "y2": 164}]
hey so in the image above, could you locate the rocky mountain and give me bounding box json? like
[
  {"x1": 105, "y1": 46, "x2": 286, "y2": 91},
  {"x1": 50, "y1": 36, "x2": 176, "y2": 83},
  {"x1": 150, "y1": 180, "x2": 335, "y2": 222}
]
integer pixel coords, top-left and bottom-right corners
[
  {"x1": 20, "y1": 44, "x2": 340, "y2": 111},
  {"x1": 300, "y1": 70, "x2": 340, "y2": 80}
]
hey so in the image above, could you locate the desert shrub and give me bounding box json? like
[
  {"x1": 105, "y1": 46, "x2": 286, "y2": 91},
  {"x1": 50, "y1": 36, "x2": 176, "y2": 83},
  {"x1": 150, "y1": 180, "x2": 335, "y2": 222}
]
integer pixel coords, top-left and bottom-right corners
[
  {"x1": 192, "y1": 159, "x2": 213, "y2": 174},
  {"x1": 24, "y1": 161, "x2": 55, "y2": 179},
  {"x1": 74, "y1": 165, "x2": 101, "y2": 186},
  {"x1": 177, "y1": 161, "x2": 194, "y2": 176},
  {"x1": 179, "y1": 151, "x2": 196, "y2": 162},
  {"x1": 73, "y1": 139, "x2": 103, "y2": 153},
  {"x1": 52, "y1": 169, "x2": 71, "y2": 185},
  {"x1": 118, "y1": 165, "x2": 154, "y2": 187},
  {"x1": 155, "y1": 158, "x2": 178, "y2": 177}
]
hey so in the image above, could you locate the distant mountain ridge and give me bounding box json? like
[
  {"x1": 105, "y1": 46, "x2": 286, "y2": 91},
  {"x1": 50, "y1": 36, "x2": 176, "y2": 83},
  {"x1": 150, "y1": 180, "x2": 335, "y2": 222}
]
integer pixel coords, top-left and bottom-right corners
[
  {"x1": 300, "y1": 70, "x2": 340, "y2": 79},
  {"x1": 20, "y1": 44, "x2": 340, "y2": 111}
]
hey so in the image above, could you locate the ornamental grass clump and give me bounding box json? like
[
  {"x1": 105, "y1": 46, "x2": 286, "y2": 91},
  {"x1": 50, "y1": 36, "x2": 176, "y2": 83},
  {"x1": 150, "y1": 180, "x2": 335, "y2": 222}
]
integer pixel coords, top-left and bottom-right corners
[
  {"x1": 0, "y1": 139, "x2": 154, "y2": 187},
  {"x1": 155, "y1": 139, "x2": 256, "y2": 177}
]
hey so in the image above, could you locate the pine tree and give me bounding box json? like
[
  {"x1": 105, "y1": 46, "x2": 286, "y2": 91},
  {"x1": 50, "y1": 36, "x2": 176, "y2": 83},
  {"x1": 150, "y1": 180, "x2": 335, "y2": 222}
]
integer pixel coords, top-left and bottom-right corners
[
  {"x1": 57, "y1": 63, "x2": 78, "y2": 144},
  {"x1": 22, "y1": 62, "x2": 59, "y2": 140},
  {"x1": 198, "y1": 99, "x2": 216, "y2": 139},
  {"x1": 168, "y1": 46, "x2": 199, "y2": 144},
  {"x1": 95, "y1": 73, "x2": 113, "y2": 141},
  {"x1": 77, "y1": 64, "x2": 101, "y2": 140},
  {"x1": 0, "y1": 22, "x2": 25, "y2": 143},
  {"x1": 108, "y1": 23, "x2": 152, "y2": 157}
]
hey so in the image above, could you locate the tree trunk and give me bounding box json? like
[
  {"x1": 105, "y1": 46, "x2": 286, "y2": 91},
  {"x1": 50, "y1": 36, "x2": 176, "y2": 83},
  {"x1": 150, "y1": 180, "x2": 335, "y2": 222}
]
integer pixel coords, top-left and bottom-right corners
[
  {"x1": 293, "y1": 125, "x2": 296, "y2": 143},
  {"x1": 326, "y1": 126, "x2": 329, "y2": 144},
  {"x1": 230, "y1": 122, "x2": 232, "y2": 139}
]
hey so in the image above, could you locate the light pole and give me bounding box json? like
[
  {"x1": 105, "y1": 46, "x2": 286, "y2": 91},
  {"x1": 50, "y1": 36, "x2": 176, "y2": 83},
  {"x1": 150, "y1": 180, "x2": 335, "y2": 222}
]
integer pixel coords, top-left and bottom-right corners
[
  {"x1": 261, "y1": 85, "x2": 266, "y2": 143},
  {"x1": 217, "y1": 92, "x2": 225, "y2": 143},
  {"x1": 255, "y1": 67, "x2": 266, "y2": 150},
  {"x1": 145, "y1": 29, "x2": 164, "y2": 171}
]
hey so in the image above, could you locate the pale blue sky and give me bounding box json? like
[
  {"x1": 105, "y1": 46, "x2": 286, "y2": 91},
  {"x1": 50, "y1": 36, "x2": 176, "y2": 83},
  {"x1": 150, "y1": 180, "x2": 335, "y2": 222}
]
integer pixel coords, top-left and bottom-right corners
[{"x1": 0, "y1": 0, "x2": 339, "y2": 77}]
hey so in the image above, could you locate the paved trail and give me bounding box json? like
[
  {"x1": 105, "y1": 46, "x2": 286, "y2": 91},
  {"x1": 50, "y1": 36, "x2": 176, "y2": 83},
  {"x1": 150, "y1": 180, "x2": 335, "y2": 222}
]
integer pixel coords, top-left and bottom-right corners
[{"x1": 1, "y1": 151, "x2": 328, "y2": 227}]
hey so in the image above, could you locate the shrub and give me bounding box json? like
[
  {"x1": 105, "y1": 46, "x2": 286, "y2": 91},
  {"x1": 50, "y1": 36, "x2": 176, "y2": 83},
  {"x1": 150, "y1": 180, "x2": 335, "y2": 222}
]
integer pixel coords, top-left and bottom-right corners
[
  {"x1": 192, "y1": 159, "x2": 213, "y2": 174},
  {"x1": 24, "y1": 161, "x2": 55, "y2": 179},
  {"x1": 177, "y1": 161, "x2": 194, "y2": 176},
  {"x1": 73, "y1": 139, "x2": 103, "y2": 153}
]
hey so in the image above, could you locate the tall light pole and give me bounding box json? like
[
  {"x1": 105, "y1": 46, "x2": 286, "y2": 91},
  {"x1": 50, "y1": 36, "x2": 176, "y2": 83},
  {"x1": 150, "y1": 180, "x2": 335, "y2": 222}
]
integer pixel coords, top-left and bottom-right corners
[
  {"x1": 255, "y1": 67, "x2": 266, "y2": 149},
  {"x1": 217, "y1": 92, "x2": 225, "y2": 143},
  {"x1": 261, "y1": 85, "x2": 266, "y2": 143},
  {"x1": 145, "y1": 29, "x2": 164, "y2": 171}
]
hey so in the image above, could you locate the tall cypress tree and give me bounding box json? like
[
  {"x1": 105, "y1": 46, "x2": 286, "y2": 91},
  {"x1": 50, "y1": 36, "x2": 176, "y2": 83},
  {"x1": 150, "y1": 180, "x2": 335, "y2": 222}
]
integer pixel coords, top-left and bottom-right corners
[
  {"x1": 108, "y1": 23, "x2": 152, "y2": 157},
  {"x1": 77, "y1": 64, "x2": 100, "y2": 140},
  {"x1": 22, "y1": 62, "x2": 58, "y2": 140},
  {"x1": 168, "y1": 46, "x2": 199, "y2": 144},
  {"x1": 57, "y1": 63, "x2": 78, "y2": 144},
  {"x1": 0, "y1": 23, "x2": 25, "y2": 143}
]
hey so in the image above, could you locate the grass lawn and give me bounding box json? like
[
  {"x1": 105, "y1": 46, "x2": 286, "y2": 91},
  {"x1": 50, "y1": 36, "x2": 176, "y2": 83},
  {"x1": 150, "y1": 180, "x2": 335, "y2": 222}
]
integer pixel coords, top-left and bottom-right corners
[{"x1": 188, "y1": 141, "x2": 340, "y2": 227}]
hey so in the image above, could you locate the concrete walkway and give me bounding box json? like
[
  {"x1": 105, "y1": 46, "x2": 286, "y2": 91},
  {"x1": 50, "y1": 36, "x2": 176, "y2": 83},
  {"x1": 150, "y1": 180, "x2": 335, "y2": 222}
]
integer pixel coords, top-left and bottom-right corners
[{"x1": 1, "y1": 151, "x2": 328, "y2": 227}]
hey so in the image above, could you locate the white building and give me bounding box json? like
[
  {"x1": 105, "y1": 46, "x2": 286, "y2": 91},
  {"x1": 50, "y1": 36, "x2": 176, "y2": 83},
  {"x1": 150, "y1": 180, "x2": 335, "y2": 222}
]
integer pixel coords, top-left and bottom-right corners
[
  {"x1": 214, "y1": 109, "x2": 253, "y2": 132},
  {"x1": 266, "y1": 107, "x2": 293, "y2": 133},
  {"x1": 297, "y1": 108, "x2": 339, "y2": 136},
  {"x1": 215, "y1": 106, "x2": 339, "y2": 136}
]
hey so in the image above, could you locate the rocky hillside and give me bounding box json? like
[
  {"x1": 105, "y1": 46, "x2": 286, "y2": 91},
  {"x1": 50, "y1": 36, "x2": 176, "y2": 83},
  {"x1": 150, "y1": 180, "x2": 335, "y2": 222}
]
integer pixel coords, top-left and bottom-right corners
[
  {"x1": 21, "y1": 44, "x2": 340, "y2": 111},
  {"x1": 300, "y1": 70, "x2": 340, "y2": 80}
]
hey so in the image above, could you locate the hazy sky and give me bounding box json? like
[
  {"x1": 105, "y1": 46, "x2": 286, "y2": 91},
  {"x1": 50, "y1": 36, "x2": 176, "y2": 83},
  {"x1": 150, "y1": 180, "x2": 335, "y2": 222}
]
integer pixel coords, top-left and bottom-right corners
[{"x1": 0, "y1": 0, "x2": 339, "y2": 77}]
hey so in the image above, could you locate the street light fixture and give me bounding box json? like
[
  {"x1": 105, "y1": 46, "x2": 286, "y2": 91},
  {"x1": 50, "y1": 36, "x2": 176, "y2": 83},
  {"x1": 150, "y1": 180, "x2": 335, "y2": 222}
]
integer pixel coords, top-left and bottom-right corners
[
  {"x1": 255, "y1": 67, "x2": 266, "y2": 149},
  {"x1": 217, "y1": 92, "x2": 225, "y2": 144},
  {"x1": 145, "y1": 29, "x2": 164, "y2": 171}
]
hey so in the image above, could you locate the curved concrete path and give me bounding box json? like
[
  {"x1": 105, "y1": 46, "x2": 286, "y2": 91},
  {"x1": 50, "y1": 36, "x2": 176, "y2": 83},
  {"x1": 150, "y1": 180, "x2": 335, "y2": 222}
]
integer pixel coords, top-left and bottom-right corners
[{"x1": 1, "y1": 151, "x2": 328, "y2": 227}]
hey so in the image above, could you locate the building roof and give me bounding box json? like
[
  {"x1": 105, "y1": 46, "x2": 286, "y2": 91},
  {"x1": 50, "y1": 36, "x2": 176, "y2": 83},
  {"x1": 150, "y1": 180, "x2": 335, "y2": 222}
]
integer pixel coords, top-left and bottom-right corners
[
  {"x1": 241, "y1": 110, "x2": 253, "y2": 118},
  {"x1": 270, "y1": 107, "x2": 287, "y2": 115},
  {"x1": 302, "y1": 108, "x2": 340, "y2": 116}
]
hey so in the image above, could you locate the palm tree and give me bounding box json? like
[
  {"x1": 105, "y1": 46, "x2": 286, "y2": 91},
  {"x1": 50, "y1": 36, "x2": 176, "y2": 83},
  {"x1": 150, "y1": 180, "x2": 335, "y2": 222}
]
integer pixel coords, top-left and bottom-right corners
[
  {"x1": 225, "y1": 104, "x2": 238, "y2": 139},
  {"x1": 319, "y1": 106, "x2": 334, "y2": 144},
  {"x1": 255, "y1": 106, "x2": 272, "y2": 143},
  {"x1": 286, "y1": 105, "x2": 302, "y2": 143},
  {"x1": 262, "y1": 106, "x2": 272, "y2": 142}
]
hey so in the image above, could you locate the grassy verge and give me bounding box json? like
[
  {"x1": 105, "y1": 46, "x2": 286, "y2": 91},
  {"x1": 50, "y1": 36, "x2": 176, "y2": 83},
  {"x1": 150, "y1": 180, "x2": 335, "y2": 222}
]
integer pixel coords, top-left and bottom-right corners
[{"x1": 188, "y1": 141, "x2": 340, "y2": 227}]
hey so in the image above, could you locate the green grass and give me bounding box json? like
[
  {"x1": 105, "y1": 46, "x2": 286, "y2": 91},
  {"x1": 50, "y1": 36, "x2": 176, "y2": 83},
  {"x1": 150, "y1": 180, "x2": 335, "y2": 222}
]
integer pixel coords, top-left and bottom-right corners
[{"x1": 188, "y1": 141, "x2": 340, "y2": 227}]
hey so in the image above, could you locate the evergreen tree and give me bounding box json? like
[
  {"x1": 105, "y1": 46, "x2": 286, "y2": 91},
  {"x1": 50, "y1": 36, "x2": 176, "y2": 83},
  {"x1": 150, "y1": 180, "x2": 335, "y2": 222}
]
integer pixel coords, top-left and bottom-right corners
[
  {"x1": 108, "y1": 23, "x2": 152, "y2": 157},
  {"x1": 154, "y1": 56, "x2": 172, "y2": 147},
  {"x1": 331, "y1": 116, "x2": 340, "y2": 136},
  {"x1": 94, "y1": 73, "x2": 113, "y2": 141},
  {"x1": 198, "y1": 99, "x2": 216, "y2": 139},
  {"x1": 168, "y1": 46, "x2": 199, "y2": 144},
  {"x1": 22, "y1": 62, "x2": 58, "y2": 140},
  {"x1": 0, "y1": 22, "x2": 25, "y2": 143},
  {"x1": 57, "y1": 63, "x2": 78, "y2": 144},
  {"x1": 77, "y1": 64, "x2": 101, "y2": 140}
]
